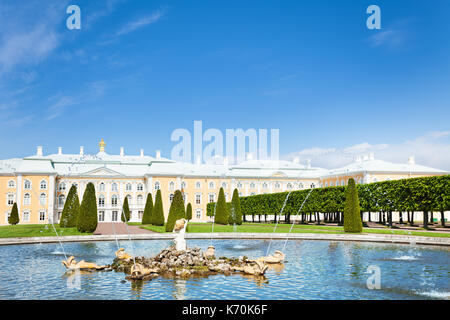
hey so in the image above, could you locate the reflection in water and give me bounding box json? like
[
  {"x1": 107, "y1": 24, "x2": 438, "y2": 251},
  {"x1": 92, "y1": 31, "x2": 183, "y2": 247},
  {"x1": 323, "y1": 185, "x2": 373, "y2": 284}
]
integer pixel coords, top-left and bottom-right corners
[
  {"x1": 0, "y1": 239, "x2": 448, "y2": 300},
  {"x1": 267, "y1": 263, "x2": 285, "y2": 274}
]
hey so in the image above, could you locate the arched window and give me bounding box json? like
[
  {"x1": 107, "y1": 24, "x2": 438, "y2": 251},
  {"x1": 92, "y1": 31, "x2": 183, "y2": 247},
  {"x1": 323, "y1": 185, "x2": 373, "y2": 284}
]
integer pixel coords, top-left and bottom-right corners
[
  {"x1": 24, "y1": 180, "x2": 31, "y2": 190},
  {"x1": 40, "y1": 180, "x2": 47, "y2": 190},
  {"x1": 99, "y1": 182, "x2": 105, "y2": 191},
  {"x1": 195, "y1": 194, "x2": 201, "y2": 205},
  {"x1": 195, "y1": 181, "x2": 201, "y2": 189},
  {"x1": 262, "y1": 182, "x2": 268, "y2": 189},
  {"x1": 126, "y1": 195, "x2": 132, "y2": 204},
  {"x1": 222, "y1": 182, "x2": 227, "y2": 189},
  {"x1": 250, "y1": 182, "x2": 256, "y2": 189},
  {"x1": 275, "y1": 182, "x2": 281, "y2": 189},
  {"x1": 137, "y1": 195, "x2": 143, "y2": 205},
  {"x1": 8, "y1": 180, "x2": 15, "y2": 188},
  {"x1": 287, "y1": 183, "x2": 293, "y2": 190},
  {"x1": 181, "y1": 181, "x2": 187, "y2": 189},
  {"x1": 126, "y1": 183, "x2": 132, "y2": 191},
  {"x1": 209, "y1": 193, "x2": 215, "y2": 203},
  {"x1": 98, "y1": 195, "x2": 105, "y2": 207},
  {"x1": 169, "y1": 194, "x2": 174, "y2": 202},
  {"x1": 299, "y1": 183, "x2": 304, "y2": 189},
  {"x1": 311, "y1": 183, "x2": 316, "y2": 189},
  {"x1": 7, "y1": 194, "x2": 14, "y2": 206},
  {"x1": 209, "y1": 181, "x2": 215, "y2": 189},
  {"x1": 169, "y1": 181, "x2": 175, "y2": 191},
  {"x1": 237, "y1": 182, "x2": 243, "y2": 189},
  {"x1": 24, "y1": 193, "x2": 31, "y2": 205},
  {"x1": 155, "y1": 181, "x2": 160, "y2": 190},
  {"x1": 40, "y1": 193, "x2": 46, "y2": 205},
  {"x1": 59, "y1": 182, "x2": 66, "y2": 191},
  {"x1": 137, "y1": 183, "x2": 143, "y2": 191},
  {"x1": 111, "y1": 195, "x2": 118, "y2": 207},
  {"x1": 58, "y1": 194, "x2": 65, "y2": 206},
  {"x1": 111, "y1": 183, "x2": 118, "y2": 192}
]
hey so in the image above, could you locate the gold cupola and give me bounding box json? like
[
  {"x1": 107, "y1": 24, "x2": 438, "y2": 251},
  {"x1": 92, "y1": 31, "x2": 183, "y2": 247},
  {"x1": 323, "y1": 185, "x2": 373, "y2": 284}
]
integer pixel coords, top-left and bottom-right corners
[{"x1": 99, "y1": 138, "x2": 106, "y2": 153}]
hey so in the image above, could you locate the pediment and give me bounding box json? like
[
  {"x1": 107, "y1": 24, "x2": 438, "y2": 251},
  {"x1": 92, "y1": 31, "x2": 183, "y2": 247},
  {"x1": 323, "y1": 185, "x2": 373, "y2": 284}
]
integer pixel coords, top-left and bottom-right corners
[
  {"x1": 82, "y1": 166, "x2": 124, "y2": 176},
  {"x1": 271, "y1": 171, "x2": 287, "y2": 177}
]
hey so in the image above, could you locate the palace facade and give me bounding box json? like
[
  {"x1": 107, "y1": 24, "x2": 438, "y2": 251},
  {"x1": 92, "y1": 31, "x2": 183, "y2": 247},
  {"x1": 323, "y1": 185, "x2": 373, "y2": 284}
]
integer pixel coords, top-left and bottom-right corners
[{"x1": 0, "y1": 140, "x2": 447, "y2": 225}]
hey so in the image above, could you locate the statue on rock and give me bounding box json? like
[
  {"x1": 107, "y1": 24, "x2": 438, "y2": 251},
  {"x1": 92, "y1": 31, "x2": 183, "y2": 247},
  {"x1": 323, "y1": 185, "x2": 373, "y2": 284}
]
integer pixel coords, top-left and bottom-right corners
[
  {"x1": 115, "y1": 248, "x2": 133, "y2": 262},
  {"x1": 173, "y1": 218, "x2": 188, "y2": 251},
  {"x1": 250, "y1": 250, "x2": 286, "y2": 264},
  {"x1": 62, "y1": 256, "x2": 109, "y2": 270}
]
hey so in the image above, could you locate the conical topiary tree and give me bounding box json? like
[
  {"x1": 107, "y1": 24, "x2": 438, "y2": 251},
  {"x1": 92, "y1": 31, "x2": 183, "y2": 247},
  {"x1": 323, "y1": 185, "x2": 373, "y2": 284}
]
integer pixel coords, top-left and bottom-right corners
[
  {"x1": 141, "y1": 193, "x2": 153, "y2": 224},
  {"x1": 214, "y1": 187, "x2": 229, "y2": 225},
  {"x1": 8, "y1": 202, "x2": 19, "y2": 225},
  {"x1": 152, "y1": 189, "x2": 165, "y2": 226},
  {"x1": 166, "y1": 190, "x2": 186, "y2": 232},
  {"x1": 77, "y1": 182, "x2": 98, "y2": 233},
  {"x1": 344, "y1": 178, "x2": 363, "y2": 233},
  {"x1": 229, "y1": 188, "x2": 242, "y2": 225},
  {"x1": 121, "y1": 196, "x2": 131, "y2": 222},
  {"x1": 186, "y1": 203, "x2": 192, "y2": 221},
  {"x1": 59, "y1": 185, "x2": 80, "y2": 228}
]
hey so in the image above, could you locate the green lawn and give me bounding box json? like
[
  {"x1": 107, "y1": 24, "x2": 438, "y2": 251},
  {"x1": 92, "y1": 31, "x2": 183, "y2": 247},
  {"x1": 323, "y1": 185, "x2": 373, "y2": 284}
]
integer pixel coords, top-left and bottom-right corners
[
  {"x1": 0, "y1": 224, "x2": 92, "y2": 238},
  {"x1": 138, "y1": 222, "x2": 450, "y2": 238}
]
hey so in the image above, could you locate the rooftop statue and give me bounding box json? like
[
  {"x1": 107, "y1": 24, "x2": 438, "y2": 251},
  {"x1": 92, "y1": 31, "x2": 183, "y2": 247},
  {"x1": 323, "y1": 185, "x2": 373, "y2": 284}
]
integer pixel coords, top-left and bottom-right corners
[{"x1": 62, "y1": 256, "x2": 108, "y2": 270}]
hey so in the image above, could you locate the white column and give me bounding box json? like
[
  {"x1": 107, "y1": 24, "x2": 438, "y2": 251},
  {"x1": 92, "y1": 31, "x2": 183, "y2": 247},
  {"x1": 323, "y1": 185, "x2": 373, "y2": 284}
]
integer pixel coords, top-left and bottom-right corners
[
  {"x1": 48, "y1": 175, "x2": 55, "y2": 223},
  {"x1": 16, "y1": 175, "x2": 22, "y2": 211}
]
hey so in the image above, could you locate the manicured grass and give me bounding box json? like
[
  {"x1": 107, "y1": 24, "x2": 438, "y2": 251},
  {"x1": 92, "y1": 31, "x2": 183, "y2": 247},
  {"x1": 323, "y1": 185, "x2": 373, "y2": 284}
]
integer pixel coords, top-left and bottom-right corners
[
  {"x1": 139, "y1": 222, "x2": 450, "y2": 238},
  {"x1": 0, "y1": 224, "x2": 92, "y2": 238}
]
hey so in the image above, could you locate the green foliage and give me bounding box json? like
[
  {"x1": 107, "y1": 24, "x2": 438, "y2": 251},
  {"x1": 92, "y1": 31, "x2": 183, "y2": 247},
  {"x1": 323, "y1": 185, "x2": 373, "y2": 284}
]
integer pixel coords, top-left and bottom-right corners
[
  {"x1": 121, "y1": 196, "x2": 131, "y2": 222},
  {"x1": 8, "y1": 202, "x2": 19, "y2": 225},
  {"x1": 214, "y1": 187, "x2": 229, "y2": 225},
  {"x1": 229, "y1": 188, "x2": 242, "y2": 225},
  {"x1": 59, "y1": 185, "x2": 80, "y2": 228},
  {"x1": 152, "y1": 189, "x2": 165, "y2": 226},
  {"x1": 165, "y1": 190, "x2": 186, "y2": 232},
  {"x1": 141, "y1": 193, "x2": 153, "y2": 224},
  {"x1": 186, "y1": 203, "x2": 192, "y2": 220},
  {"x1": 77, "y1": 182, "x2": 98, "y2": 233},
  {"x1": 343, "y1": 178, "x2": 362, "y2": 233}
]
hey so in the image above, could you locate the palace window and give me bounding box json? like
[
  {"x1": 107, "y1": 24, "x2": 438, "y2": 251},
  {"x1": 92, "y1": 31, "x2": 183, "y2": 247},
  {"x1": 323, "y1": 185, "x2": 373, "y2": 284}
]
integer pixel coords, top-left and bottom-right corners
[
  {"x1": 195, "y1": 194, "x2": 201, "y2": 205},
  {"x1": 126, "y1": 195, "x2": 132, "y2": 204},
  {"x1": 112, "y1": 211, "x2": 118, "y2": 222},
  {"x1": 209, "y1": 181, "x2": 215, "y2": 189},
  {"x1": 39, "y1": 211, "x2": 46, "y2": 221},
  {"x1": 169, "y1": 194, "x2": 174, "y2": 202},
  {"x1": 237, "y1": 182, "x2": 243, "y2": 189},
  {"x1": 287, "y1": 183, "x2": 293, "y2": 190},
  {"x1": 24, "y1": 180, "x2": 31, "y2": 190},
  {"x1": 137, "y1": 195, "x2": 143, "y2": 205},
  {"x1": 40, "y1": 180, "x2": 47, "y2": 190},
  {"x1": 98, "y1": 195, "x2": 105, "y2": 208},
  {"x1": 126, "y1": 183, "x2": 132, "y2": 191},
  {"x1": 40, "y1": 193, "x2": 46, "y2": 205},
  {"x1": 111, "y1": 183, "x2": 118, "y2": 192},
  {"x1": 209, "y1": 193, "x2": 215, "y2": 203},
  {"x1": 250, "y1": 182, "x2": 256, "y2": 189},
  {"x1": 111, "y1": 195, "x2": 118, "y2": 207},
  {"x1": 299, "y1": 183, "x2": 304, "y2": 189},
  {"x1": 262, "y1": 182, "x2": 268, "y2": 189},
  {"x1": 99, "y1": 182, "x2": 105, "y2": 191},
  {"x1": 275, "y1": 182, "x2": 281, "y2": 189},
  {"x1": 22, "y1": 211, "x2": 30, "y2": 222},
  {"x1": 8, "y1": 180, "x2": 15, "y2": 188},
  {"x1": 222, "y1": 182, "x2": 227, "y2": 189},
  {"x1": 7, "y1": 194, "x2": 14, "y2": 206},
  {"x1": 181, "y1": 181, "x2": 187, "y2": 189},
  {"x1": 250, "y1": 192, "x2": 256, "y2": 196},
  {"x1": 195, "y1": 209, "x2": 201, "y2": 220},
  {"x1": 58, "y1": 194, "x2": 65, "y2": 206},
  {"x1": 24, "y1": 193, "x2": 31, "y2": 205},
  {"x1": 98, "y1": 211, "x2": 105, "y2": 222},
  {"x1": 195, "y1": 181, "x2": 201, "y2": 189},
  {"x1": 311, "y1": 183, "x2": 316, "y2": 189},
  {"x1": 169, "y1": 181, "x2": 175, "y2": 191},
  {"x1": 59, "y1": 182, "x2": 66, "y2": 191},
  {"x1": 154, "y1": 181, "x2": 160, "y2": 190},
  {"x1": 138, "y1": 211, "x2": 144, "y2": 220},
  {"x1": 137, "y1": 183, "x2": 144, "y2": 191}
]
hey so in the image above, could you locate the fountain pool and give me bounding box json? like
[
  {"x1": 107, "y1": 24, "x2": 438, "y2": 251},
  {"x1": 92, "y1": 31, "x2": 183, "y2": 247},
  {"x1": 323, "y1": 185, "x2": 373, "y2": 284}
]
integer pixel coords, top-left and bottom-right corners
[{"x1": 0, "y1": 239, "x2": 448, "y2": 300}]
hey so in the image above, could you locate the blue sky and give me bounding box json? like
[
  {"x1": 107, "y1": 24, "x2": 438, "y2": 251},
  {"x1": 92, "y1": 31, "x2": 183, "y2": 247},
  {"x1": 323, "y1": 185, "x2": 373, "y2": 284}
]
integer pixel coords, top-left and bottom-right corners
[{"x1": 1, "y1": 0, "x2": 449, "y2": 169}]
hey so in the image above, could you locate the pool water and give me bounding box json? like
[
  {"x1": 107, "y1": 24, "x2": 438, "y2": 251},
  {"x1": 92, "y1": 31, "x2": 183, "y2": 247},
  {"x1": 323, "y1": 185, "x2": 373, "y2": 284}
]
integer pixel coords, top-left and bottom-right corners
[{"x1": 0, "y1": 239, "x2": 448, "y2": 300}]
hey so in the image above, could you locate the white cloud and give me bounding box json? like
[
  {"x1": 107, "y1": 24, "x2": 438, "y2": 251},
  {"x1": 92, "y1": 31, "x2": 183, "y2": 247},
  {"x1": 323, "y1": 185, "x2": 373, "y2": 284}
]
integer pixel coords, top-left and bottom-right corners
[
  {"x1": 286, "y1": 131, "x2": 450, "y2": 171},
  {"x1": 116, "y1": 9, "x2": 164, "y2": 36}
]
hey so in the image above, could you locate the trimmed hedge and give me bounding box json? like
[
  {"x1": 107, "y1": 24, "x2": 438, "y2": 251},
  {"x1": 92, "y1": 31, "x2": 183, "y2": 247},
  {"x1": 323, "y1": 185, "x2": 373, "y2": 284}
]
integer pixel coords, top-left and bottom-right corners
[
  {"x1": 207, "y1": 175, "x2": 450, "y2": 226},
  {"x1": 142, "y1": 193, "x2": 153, "y2": 224},
  {"x1": 152, "y1": 189, "x2": 165, "y2": 226},
  {"x1": 8, "y1": 202, "x2": 19, "y2": 225},
  {"x1": 59, "y1": 185, "x2": 80, "y2": 228},
  {"x1": 214, "y1": 187, "x2": 228, "y2": 225},
  {"x1": 77, "y1": 182, "x2": 98, "y2": 233},
  {"x1": 343, "y1": 178, "x2": 362, "y2": 232},
  {"x1": 186, "y1": 203, "x2": 192, "y2": 221},
  {"x1": 166, "y1": 190, "x2": 186, "y2": 232},
  {"x1": 121, "y1": 196, "x2": 130, "y2": 222}
]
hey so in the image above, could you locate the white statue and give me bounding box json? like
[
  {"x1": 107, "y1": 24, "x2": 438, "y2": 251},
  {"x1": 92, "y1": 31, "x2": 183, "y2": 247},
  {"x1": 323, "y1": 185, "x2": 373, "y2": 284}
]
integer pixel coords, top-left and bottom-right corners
[{"x1": 173, "y1": 218, "x2": 188, "y2": 251}]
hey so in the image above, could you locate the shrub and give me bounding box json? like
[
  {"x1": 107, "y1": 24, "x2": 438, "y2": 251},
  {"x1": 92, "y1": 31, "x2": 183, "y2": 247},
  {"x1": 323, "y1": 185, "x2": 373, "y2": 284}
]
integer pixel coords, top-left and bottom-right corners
[
  {"x1": 59, "y1": 185, "x2": 80, "y2": 228},
  {"x1": 121, "y1": 196, "x2": 131, "y2": 222},
  {"x1": 186, "y1": 203, "x2": 192, "y2": 220},
  {"x1": 77, "y1": 182, "x2": 98, "y2": 233},
  {"x1": 152, "y1": 189, "x2": 165, "y2": 226},
  {"x1": 141, "y1": 193, "x2": 153, "y2": 224},
  {"x1": 344, "y1": 178, "x2": 363, "y2": 233},
  {"x1": 214, "y1": 187, "x2": 229, "y2": 225},
  {"x1": 8, "y1": 202, "x2": 19, "y2": 225},
  {"x1": 229, "y1": 188, "x2": 242, "y2": 225},
  {"x1": 165, "y1": 190, "x2": 186, "y2": 232}
]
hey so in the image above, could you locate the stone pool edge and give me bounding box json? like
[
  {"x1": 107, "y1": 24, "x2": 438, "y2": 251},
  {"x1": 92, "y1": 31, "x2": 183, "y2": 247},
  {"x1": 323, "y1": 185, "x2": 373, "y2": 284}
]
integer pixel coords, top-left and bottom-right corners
[{"x1": 0, "y1": 232, "x2": 449, "y2": 247}]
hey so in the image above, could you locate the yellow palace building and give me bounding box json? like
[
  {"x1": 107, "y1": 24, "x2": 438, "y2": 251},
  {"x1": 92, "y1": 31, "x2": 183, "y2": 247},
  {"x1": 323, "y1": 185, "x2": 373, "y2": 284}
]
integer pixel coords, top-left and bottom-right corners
[{"x1": 0, "y1": 140, "x2": 447, "y2": 225}]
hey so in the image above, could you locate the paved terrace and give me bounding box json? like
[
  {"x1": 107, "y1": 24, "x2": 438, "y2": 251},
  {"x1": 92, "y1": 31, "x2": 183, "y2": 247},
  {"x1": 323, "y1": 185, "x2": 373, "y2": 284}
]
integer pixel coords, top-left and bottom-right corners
[{"x1": 0, "y1": 232, "x2": 449, "y2": 247}]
